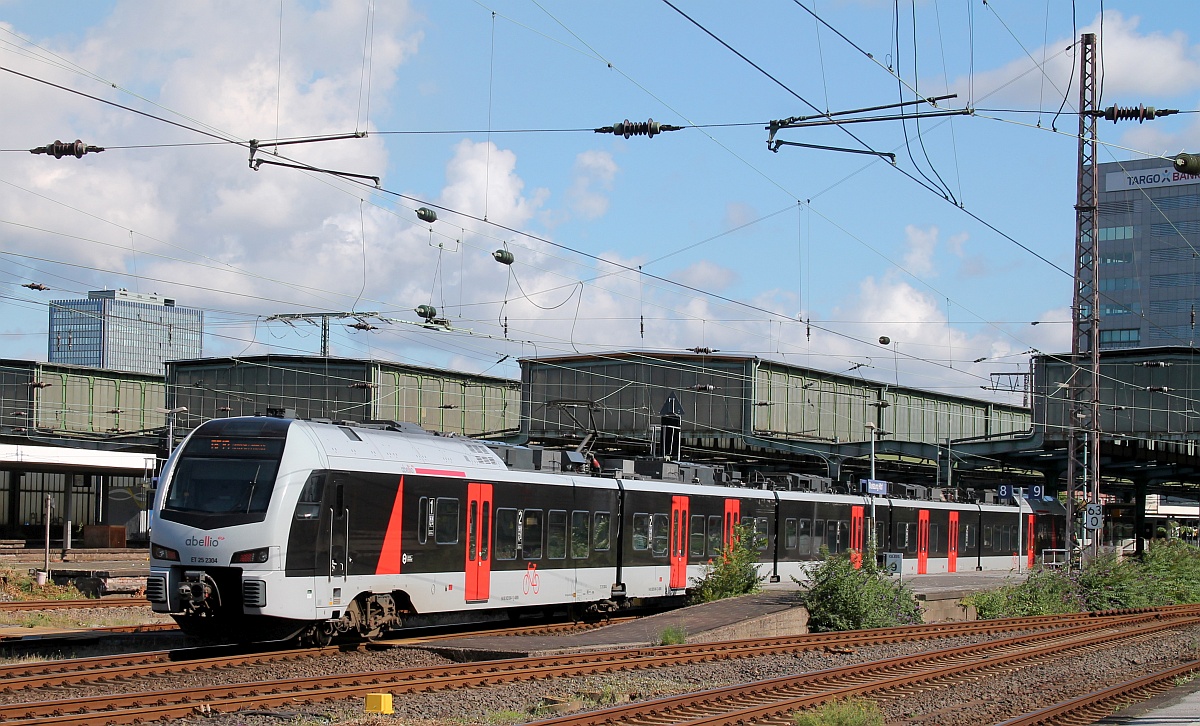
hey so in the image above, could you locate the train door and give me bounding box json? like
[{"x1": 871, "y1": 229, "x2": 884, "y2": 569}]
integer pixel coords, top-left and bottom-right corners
[
  {"x1": 948, "y1": 511, "x2": 959, "y2": 573},
  {"x1": 465, "y1": 483, "x2": 493, "y2": 603},
  {"x1": 669, "y1": 495, "x2": 689, "y2": 590},
  {"x1": 850, "y1": 506, "x2": 864, "y2": 569},
  {"x1": 723, "y1": 498, "x2": 741, "y2": 550},
  {"x1": 330, "y1": 474, "x2": 348, "y2": 581},
  {"x1": 1026, "y1": 513, "x2": 1035, "y2": 570},
  {"x1": 917, "y1": 509, "x2": 929, "y2": 574}
]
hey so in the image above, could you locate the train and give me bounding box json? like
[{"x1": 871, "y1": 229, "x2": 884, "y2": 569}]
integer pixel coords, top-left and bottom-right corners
[{"x1": 146, "y1": 415, "x2": 1066, "y2": 644}]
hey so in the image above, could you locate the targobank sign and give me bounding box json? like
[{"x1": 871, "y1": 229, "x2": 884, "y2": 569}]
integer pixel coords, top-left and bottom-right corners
[{"x1": 1106, "y1": 168, "x2": 1200, "y2": 192}]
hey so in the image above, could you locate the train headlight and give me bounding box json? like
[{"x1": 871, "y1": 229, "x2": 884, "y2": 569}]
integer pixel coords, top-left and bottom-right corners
[
  {"x1": 231, "y1": 547, "x2": 270, "y2": 564},
  {"x1": 150, "y1": 543, "x2": 179, "y2": 562}
]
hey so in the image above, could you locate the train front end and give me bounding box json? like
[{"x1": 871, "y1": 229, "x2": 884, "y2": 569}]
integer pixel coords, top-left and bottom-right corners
[{"x1": 145, "y1": 416, "x2": 316, "y2": 642}]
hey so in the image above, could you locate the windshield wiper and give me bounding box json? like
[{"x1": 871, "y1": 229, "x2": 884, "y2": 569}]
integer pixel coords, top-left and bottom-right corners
[{"x1": 245, "y1": 464, "x2": 262, "y2": 513}]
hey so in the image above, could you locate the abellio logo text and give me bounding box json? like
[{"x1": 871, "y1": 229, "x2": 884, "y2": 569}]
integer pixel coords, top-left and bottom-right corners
[{"x1": 184, "y1": 536, "x2": 222, "y2": 547}]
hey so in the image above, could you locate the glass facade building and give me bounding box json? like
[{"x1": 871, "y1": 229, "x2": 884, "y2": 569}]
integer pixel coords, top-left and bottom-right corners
[
  {"x1": 1096, "y1": 158, "x2": 1200, "y2": 349},
  {"x1": 48, "y1": 290, "x2": 203, "y2": 376}
]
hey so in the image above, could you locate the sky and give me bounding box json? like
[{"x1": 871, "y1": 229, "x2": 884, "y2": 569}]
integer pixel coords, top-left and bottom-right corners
[{"x1": 2, "y1": 1, "x2": 1200, "y2": 405}]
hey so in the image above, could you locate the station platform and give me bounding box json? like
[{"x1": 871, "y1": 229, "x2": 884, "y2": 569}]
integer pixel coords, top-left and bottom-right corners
[
  {"x1": 1096, "y1": 675, "x2": 1200, "y2": 724},
  {"x1": 0, "y1": 549, "x2": 149, "y2": 597},
  {"x1": 410, "y1": 570, "x2": 1026, "y2": 660}
]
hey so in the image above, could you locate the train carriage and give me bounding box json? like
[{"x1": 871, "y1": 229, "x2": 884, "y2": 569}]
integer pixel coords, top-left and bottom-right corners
[{"x1": 147, "y1": 415, "x2": 1065, "y2": 644}]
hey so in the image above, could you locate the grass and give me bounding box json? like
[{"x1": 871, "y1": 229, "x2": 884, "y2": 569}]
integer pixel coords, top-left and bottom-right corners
[
  {"x1": 793, "y1": 698, "x2": 885, "y2": 726},
  {"x1": 657, "y1": 625, "x2": 688, "y2": 645},
  {"x1": 0, "y1": 568, "x2": 84, "y2": 602}
]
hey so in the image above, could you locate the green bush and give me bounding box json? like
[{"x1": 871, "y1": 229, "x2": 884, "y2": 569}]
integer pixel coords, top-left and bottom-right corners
[
  {"x1": 689, "y1": 524, "x2": 764, "y2": 604},
  {"x1": 799, "y1": 548, "x2": 922, "y2": 632},
  {"x1": 968, "y1": 539, "x2": 1200, "y2": 618},
  {"x1": 793, "y1": 698, "x2": 884, "y2": 726},
  {"x1": 657, "y1": 625, "x2": 687, "y2": 645},
  {"x1": 966, "y1": 567, "x2": 1079, "y2": 619}
]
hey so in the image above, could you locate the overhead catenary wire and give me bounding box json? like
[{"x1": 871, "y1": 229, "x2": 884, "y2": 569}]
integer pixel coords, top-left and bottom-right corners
[{"x1": 2, "y1": 5, "x2": 1190, "y2": 415}]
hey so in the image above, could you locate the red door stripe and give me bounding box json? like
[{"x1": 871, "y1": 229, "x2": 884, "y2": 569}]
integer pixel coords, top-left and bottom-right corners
[{"x1": 376, "y1": 476, "x2": 405, "y2": 574}]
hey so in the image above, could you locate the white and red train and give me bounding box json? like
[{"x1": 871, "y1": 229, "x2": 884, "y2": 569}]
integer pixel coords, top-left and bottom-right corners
[{"x1": 146, "y1": 416, "x2": 1065, "y2": 644}]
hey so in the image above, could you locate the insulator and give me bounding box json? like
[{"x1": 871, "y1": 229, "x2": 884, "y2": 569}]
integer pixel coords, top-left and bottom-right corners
[
  {"x1": 612, "y1": 118, "x2": 661, "y2": 139},
  {"x1": 1101, "y1": 104, "x2": 1175, "y2": 123},
  {"x1": 30, "y1": 139, "x2": 104, "y2": 158},
  {"x1": 415, "y1": 304, "x2": 437, "y2": 320},
  {"x1": 492, "y1": 249, "x2": 515, "y2": 265},
  {"x1": 416, "y1": 207, "x2": 437, "y2": 223},
  {"x1": 1175, "y1": 153, "x2": 1200, "y2": 176}
]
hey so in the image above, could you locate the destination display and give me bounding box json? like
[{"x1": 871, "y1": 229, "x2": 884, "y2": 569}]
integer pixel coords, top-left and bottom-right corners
[{"x1": 186, "y1": 437, "x2": 284, "y2": 457}]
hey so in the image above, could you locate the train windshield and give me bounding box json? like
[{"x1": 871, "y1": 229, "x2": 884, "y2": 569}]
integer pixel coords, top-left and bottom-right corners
[{"x1": 160, "y1": 437, "x2": 285, "y2": 527}]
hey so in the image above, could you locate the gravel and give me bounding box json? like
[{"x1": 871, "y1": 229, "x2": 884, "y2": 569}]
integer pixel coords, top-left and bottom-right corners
[
  {"x1": 8, "y1": 608, "x2": 1200, "y2": 725},
  {"x1": 42, "y1": 619, "x2": 1200, "y2": 720}
]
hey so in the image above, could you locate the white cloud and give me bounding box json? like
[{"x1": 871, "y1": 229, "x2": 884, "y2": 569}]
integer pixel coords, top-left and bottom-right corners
[
  {"x1": 566, "y1": 150, "x2": 617, "y2": 220},
  {"x1": 902, "y1": 225, "x2": 939, "y2": 277},
  {"x1": 671, "y1": 259, "x2": 738, "y2": 293},
  {"x1": 956, "y1": 11, "x2": 1200, "y2": 109}
]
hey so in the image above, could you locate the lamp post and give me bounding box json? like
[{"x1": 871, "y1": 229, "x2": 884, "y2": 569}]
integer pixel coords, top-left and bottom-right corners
[
  {"x1": 865, "y1": 423, "x2": 878, "y2": 555},
  {"x1": 865, "y1": 422, "x2": 878, "y2": 480},
  {"x1": 158, "y1": 407, "x2": 188, "y2": 457}
]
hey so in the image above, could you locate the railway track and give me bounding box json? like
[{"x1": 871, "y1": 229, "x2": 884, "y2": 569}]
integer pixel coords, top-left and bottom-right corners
[
  {"x1": 0, "y1": 609, "x2": 1187, "y2": 725},
  {"x1": 0, "y1": 611, "x2": 1114, "y2": 693},
  {"x1": 996, "y1": 658, "x2": 1200, "y2": 725},
  {"x1": 524, "y1": 610, "x2": 1200, "y2": 726},
  {"x1": 0, "y1": 598, "x2": 150, "y2": 611}
]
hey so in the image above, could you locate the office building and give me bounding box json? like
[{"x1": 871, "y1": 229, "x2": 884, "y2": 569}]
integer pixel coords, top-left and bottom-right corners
[
  {"x1": 48, "y1": 290, "x2": 203, "y2": 376},
  {"x1": 1096, "y1": 157, "x2": 1200, "y2": 349}
]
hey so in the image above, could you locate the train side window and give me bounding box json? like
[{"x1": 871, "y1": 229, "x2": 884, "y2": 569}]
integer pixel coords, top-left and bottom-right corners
[
  {"x1": 632, "y1": 513, "x2": 651, "y2": 551},
  {"x1": 814, "y1": 519, "x2": 826, "y2": 547},
  {"x1": 982, "y1": 525, "x2": 992, "y2": 549},
  {"x1": 827, "y1": 521, "x2": 842, "y2": 553},
  {"x1": 594, "y1": 512, "x2": 611, "y2": 551},
  {"x1": 417, "y1": 497, "x2": 430, "y2": 545},
  {"x1": 895, "y1": 522, "x2": 909, "y2": 552},
  {"x1": 754, "y1": 517, "x2": 769, "y2": 551},
  {"x1": 707, "y1": 515, "x2": 722, "y2": 556},
  {"x1": 480, "y1": 502, "x2": 491, "y2": 560},
  {"x1": 468, "y1": 500, "x2": 477, "y2": 561},
  {"x1": 930, "y1": 523, "x2": 940, "y2": 553},
  {"x1": 651, "y1": 513, "x2": 669, "y2": 557},
  {"x1": 548, "y1": 510, "x2": 567, "y2": 560},
  {"x1": 522, "y1": 509, "x2": 544, "y2": 559},
  {"x1": 875, "y1": 521, "x2": 887, "y2": 551},
  {"x1": 784, "y1": 518, "x2": 798, "y2": 551},
  {"x1": 690, "y1": 515, "x2": 706, "y2": 557},
  {"x1": 494, "y1": 508, "x2": 518, "y2": 560},
  {"x1": 570, "y1": 510, "x2": 590, "y2": 559},
  {"x1": 435, "y1": 498, "x2": 460, "y2": 545},
  {"x1": 905, "y1": 524, "x2": 918, "y2": 554},
  {"x1": 963, "y1": 524, "x2": 975, "y2": 549},
  {"x1": 294, "y1": 472, "x2": 324, "y2": 520},
  {"x1": 798, "y1": 519, "x2": 812, "y2": 554}
]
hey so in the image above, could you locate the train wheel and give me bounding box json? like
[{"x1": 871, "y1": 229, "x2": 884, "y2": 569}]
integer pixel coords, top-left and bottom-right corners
[
  {"x1": 298, "y1": 623, "x2": 332, "y2": 647},
  {"x1": 348, "y1": 600, "x2": 383, "y2": 640}
]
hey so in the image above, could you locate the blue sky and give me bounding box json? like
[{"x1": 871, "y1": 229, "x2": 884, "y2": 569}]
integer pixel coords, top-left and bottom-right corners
[{"x1": 2, "y1": 1, "x2": 1200, "y2": 402}]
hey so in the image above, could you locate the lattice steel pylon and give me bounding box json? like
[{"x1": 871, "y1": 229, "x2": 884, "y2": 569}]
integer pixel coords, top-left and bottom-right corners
[{"x1": 1066, "y1": 32, "x2": 1100, "y2": 564}]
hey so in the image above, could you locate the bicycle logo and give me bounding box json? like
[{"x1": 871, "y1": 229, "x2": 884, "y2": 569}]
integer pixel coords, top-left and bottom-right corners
[{"x1": 522, "y1": 562, "x2": 540, "y2": 595}]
